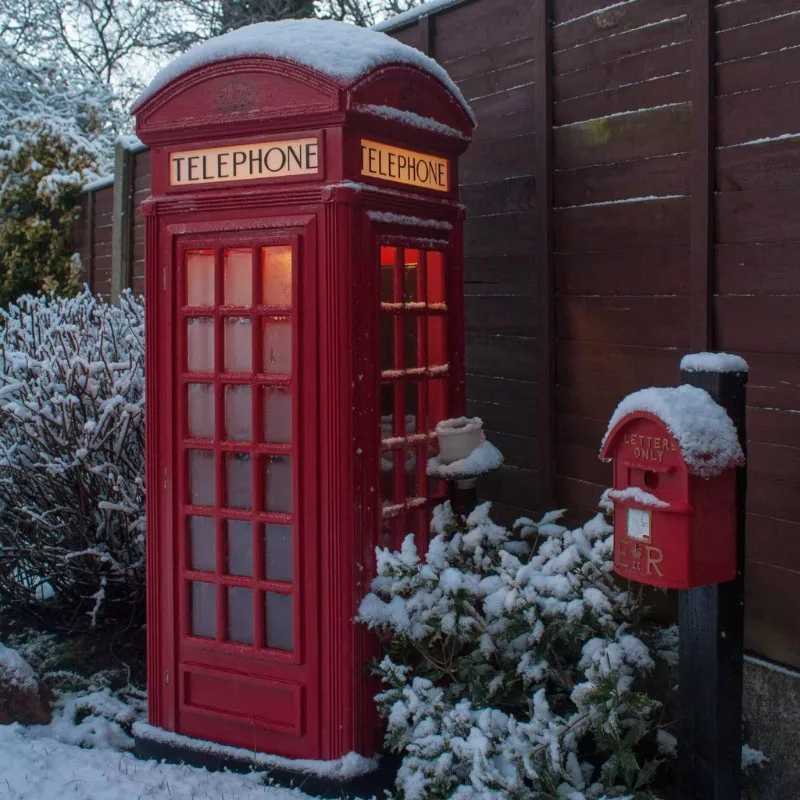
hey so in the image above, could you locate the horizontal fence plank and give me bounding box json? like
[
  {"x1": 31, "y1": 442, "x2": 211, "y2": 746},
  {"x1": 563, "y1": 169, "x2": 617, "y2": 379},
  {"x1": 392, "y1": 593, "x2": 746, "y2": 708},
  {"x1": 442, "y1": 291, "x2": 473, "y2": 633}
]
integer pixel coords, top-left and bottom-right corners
[
  {"x1": 466, "y1": 398, "x2": 538, "y2": 438},
  {"x1": 715, "y1": 296, "x2": 800, "y2": 355},
  {"x1": 555, "y1": 245, "x2": 689, "y2": 295},
  {"x1": 458, "y1": 60, "x2": 535, "y2": 103},
  {"x1": 749, "y1": 474, "x2": 800, "y2": 522},
  {"x1": 554, "y1": 196, "x2": 690, "y2": 250},
  {"x1": 716, "y1": 11, "x2": 800, "y2": 63},
  {"x1": 556, "y1": 475, "x2": 607, "y2": 520},
  {"x1": 555, "y1": 40, "x2": 690, "y2": 100},
  {"x1": 554, "y1": 103, "x2": 692, "y2": 169},
  {"x1": 556, "y1": 384, "x2": 621, "y2": 421},
  {"x1": 553, "y1": 0, "x2": 688, "y2": 54},
  {"x1": 717, "y1": 82, "x2": 800, "y2": 148},
  {"x1": 554, "y1": 0, "x2": 631, "y2": 25},
  {"x1": 555, "y1": 153, "x2": 691, "y2": 206},
  {"x1": 745, "y1": 514, "x2": 800, "y2": 573},
  {"x1": 465, "y1": 254, "x2": 536, "y2": 284},
  {"x1": 557, "y1": 412, "x2": 607, "y2": 449},
  {"x1": 443, "y1": 36, "x2": 536, "y2": 82},
  {"x1": 748, "y1": 408, "x2": 800, "y2": 447},
  {"x1": 466, "y1": 333, "x2": 537, "y2": 379},
  {"x1": 748, "y1": 441, "x2": 800, "y2": 484},
  {"x1": 554, "y1": 71, "x2": 689, "y2": 126},
  {"x1": 716, "y1": 188, "x2": 800, "y2": 244},
  {"x1": 734, "y1": 352, "x2": 800, "y2": 412},
  {"x1": 478, "y1": 430, "x2": 539, "y2": 470},
  {"x1": 716, "y1": 138, "x2": 800, "y2": 194},
  {"x1": 716, "y1": 242, "x2": 800, "y2": 295},
  {"x1": 716, "y1": 47, "x2": 800, "y2": 96},
  {"x1": 479, "y1": 464, "x2": 541, "y2": 509},
  {"x1": 461, "y1": 134, "x2": 536, "y2": 184},
  {"x1": 462, "y1": 176, "x2": 535, "y2": 215},
  {"x1": 716, "y1": 0, "x2": 799, "y2": 32},
  {"x1": 553, "y1": 15, "x2": 689, "y2": 75},
  {"x1": 466, "y1": 374, "x2": 538, "y2": 408},
  {"x1": 557, "y1": 295, "x2": 689, "y2": 347},
  {"x1": 557, "y1": 442, "x2": 612, "y2": 484},
  {"x1": 465, "y1": 210, "x2": 536, "y2": 256},
  {"x1": 465, "y1": 293, "x2": 538, "y2": 336}
]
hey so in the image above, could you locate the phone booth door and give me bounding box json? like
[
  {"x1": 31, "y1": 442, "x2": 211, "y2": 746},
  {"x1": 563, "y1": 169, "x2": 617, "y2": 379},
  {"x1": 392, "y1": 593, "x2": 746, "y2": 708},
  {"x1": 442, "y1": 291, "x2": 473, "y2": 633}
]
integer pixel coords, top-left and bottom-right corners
[{"x1": 163, "y1": 219, "x2": 320, "y2": 758}]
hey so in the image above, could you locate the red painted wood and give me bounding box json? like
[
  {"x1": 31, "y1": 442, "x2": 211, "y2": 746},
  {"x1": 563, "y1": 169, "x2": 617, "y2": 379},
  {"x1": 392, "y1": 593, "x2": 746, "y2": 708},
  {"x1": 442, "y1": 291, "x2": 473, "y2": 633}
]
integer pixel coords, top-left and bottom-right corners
[{"x1": 136, "y1": 53, "x2": 472, "y2": 761}]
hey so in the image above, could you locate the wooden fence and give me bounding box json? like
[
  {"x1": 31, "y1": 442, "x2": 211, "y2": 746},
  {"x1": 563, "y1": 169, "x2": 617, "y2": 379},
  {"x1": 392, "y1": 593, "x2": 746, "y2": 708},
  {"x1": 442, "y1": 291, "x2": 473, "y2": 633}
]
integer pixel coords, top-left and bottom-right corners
[{"x1": 74, "y1": 0, "x2": 800, "y2": 672}]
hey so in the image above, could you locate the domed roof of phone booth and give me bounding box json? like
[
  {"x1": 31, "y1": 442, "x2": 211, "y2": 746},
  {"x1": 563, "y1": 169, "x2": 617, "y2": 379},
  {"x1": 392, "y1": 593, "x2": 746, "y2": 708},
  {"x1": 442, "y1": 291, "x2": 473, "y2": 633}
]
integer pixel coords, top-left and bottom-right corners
[
  {"x1": 599, "y1": 385, "x2": 745, "y2": 479},
  {"x1": 132, "y1": 18, "x2": 475, "y2": 125}
]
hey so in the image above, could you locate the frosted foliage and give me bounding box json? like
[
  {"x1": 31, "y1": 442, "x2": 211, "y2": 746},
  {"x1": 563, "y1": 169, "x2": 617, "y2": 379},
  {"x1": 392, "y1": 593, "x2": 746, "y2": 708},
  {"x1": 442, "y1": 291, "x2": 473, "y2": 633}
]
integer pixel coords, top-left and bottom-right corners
[
  {"x1": 603, "y1": 385, "x2": 744, "y2": 478},
  {"x1": 0, "y1": 290, "x2": 145, "y2": 628},
  {"x1": 359, "y1": 502, "x2": 670, "y2": 799}
]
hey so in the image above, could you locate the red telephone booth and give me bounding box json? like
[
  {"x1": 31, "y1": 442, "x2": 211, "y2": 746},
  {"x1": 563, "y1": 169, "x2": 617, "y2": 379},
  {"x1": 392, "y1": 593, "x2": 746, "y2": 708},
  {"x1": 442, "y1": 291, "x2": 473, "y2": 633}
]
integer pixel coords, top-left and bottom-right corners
[{"x1": 131, "y1": 20, "x2": 474, "y2": 768}]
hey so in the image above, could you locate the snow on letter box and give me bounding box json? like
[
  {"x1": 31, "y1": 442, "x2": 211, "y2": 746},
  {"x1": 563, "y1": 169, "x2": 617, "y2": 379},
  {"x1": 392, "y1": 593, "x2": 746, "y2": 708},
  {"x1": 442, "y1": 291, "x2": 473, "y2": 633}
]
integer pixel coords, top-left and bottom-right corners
[{"x1": 599, "y1": 386, "x2": 744, "y2": 589}]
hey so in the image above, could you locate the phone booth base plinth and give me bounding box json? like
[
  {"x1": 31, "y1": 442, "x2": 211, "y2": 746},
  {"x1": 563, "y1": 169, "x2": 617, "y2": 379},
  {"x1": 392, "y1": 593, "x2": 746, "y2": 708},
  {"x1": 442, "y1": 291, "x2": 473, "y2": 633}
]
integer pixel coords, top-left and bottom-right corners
[{"x1": 134, "y1": 724, "x2": 398, "y2": 799}]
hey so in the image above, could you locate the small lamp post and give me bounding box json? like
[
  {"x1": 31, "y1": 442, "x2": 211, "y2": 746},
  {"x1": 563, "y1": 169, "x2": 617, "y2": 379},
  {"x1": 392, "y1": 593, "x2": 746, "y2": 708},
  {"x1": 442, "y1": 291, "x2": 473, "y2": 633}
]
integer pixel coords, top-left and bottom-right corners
[{"x1": 426, "y1": 417, "x2": 503, "y2": 519}]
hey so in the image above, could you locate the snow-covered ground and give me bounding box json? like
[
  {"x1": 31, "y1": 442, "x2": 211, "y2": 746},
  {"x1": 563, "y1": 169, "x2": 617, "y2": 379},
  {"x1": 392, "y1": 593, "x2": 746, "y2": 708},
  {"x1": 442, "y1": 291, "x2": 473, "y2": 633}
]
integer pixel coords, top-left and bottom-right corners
[{"x1": 0, "y1": 722, "x2": 327, "y2": 800}]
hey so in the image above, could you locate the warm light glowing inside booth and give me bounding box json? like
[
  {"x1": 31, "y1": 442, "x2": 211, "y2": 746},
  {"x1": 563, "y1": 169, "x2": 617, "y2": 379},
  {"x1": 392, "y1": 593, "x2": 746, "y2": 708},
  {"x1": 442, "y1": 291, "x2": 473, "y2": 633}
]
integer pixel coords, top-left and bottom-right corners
[
  {"x1": 379, "y1": 245, "x2": 450, "y2": 549},
  {"x1": 182, "y1": 244, "x2": 297, "y2": 653}
]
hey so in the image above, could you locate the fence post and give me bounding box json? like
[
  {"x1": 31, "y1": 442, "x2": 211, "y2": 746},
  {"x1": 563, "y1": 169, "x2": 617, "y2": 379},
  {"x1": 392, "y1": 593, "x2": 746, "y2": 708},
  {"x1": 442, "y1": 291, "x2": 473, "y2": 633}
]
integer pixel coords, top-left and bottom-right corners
[
  {"x1": 111, "y1": 140, "x2": 134, "y2": 301},
  {"x1": 678, "y1": 362, "x2": 747, "y2": 800}
]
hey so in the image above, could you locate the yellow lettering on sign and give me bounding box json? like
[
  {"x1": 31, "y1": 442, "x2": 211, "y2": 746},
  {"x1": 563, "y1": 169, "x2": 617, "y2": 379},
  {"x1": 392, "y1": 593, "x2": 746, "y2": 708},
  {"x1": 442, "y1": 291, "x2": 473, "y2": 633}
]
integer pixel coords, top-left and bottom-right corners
[
  {"x1": 170, "y1": 138, "x2": 319, "y2": 186},
  {"x1": 360, "y1": 139, "x2": 448, "y2": 192}
]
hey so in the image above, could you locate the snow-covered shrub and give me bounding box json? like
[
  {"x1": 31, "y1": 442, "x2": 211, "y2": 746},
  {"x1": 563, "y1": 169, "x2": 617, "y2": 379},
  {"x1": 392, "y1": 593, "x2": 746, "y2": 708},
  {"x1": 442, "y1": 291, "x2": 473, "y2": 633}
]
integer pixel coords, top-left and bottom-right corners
[
  {"x1": 359, "y1": 503, "x2": 672, "y2": 799},
  {"x1": 0, "y1": 289, "x2": 145, "y2": 628}
]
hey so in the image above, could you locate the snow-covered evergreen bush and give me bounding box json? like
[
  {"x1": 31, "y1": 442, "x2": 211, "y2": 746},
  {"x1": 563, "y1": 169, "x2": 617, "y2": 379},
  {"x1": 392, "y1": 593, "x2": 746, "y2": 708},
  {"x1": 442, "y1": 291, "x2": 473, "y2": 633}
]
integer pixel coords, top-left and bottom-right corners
[
  {"x1": 0, "y1": 289, "x2": 145, "y2": 629},
  {"x1": 359, "y1": 502, "x2": 672, "y2": 799}
]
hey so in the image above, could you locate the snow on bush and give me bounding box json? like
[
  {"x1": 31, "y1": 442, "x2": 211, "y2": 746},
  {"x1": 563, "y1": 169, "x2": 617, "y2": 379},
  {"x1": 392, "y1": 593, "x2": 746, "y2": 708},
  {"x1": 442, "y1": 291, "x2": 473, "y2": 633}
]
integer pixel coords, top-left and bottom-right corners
[
  {"x1": 0, "y1": 289, "x2": 145, "y2": 628},
  {"x1": 359, "y1": 502, "x2": 670, "y2": 799}
]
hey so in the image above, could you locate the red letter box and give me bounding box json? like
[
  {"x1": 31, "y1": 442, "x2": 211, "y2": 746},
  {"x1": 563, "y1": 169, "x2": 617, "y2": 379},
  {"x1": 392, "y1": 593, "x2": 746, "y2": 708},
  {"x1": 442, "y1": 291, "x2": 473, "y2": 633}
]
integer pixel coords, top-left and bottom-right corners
[
  {"x1": 131, "y1": 20, "x2": 474, "y2": 766},
  {"x1": 599, "y1": 385, "x2": 744, "y2": 589}
]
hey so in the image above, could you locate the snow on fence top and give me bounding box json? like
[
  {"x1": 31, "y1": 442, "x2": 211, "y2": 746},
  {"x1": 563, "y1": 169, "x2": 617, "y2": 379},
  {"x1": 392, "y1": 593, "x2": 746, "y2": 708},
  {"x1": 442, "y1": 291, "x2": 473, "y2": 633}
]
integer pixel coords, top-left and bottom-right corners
[
  {"x1": 601, "y1": 385, "x2": 745, "y2": 478},
  {"x1": 133, "y1": 19, "x2": 474, "y2": 122},
  {"x1": 373, "y1": 0, "x2": 468, "y2": 32},
  {"x1": 680, "y1": 352, "x2": 749, "y2": 374}
]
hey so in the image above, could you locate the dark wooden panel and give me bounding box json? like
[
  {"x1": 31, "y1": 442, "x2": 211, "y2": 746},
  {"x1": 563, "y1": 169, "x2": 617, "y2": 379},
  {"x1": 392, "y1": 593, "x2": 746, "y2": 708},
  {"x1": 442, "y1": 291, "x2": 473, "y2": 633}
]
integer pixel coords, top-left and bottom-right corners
[
  {"x1": 556, "y1": 412, "x2": 607, "y2": 449},
  {"x1": 715, "y1": 0, "x2": 799, "y2": 31},
  {"x1": 554, "y1": 0, "x2": 624, "y2": 25},
  {"x1": 553, "y1": 0, "x2": 688, "y2": 54},
  {"x1": 716, "y1": 138, "x2": 800, "y2": 193},
  {"x1": 465, "y1": 293, "x2": 538, "y2": 336},
  {"x1": 716, "y1": 11, "x2": 800, "y2": 64},
  {"x1": 716, "y1": 242, "x2": 800, "y2": 295},
  {"x1": 558, "y1": 443, "x2": 612, "y2": 485},
  {"x1": 748, "y1": 442, "x2": 800, "y2": 484},
  {"x1": 555, "y1": 153, "x2": 690, "y2": 206},
  {"x1": 557, "y1": 296, "x2": 689, "y2": 347},
  {"x1": 749, "y1": 475, "x2": 800, "y2": 524},
  {"x1": 93, "y1": 186, "x2": 114, "y2": 210},
  {"x1": 479, "y1": 465, "x2": 540, "y2": 509},
  {"x1": 94, "y1": 241, "x2": 113, "y2": 259},
  {"x1": 554, "y1": 71, "x2": 689, "y2": 126},
  {"x1": 465, "y1": 254, "x2": 536, "y2": 284},
  {"x1": 469, "y1": 107, "x2": 536, "y2": 144},
  {"x1": 554, "y1": 196, "x2": 690, "y2": 251},
  {"x1": 555, "y1": 246, "x2": 689, "y2": 295},
  {"x1": 748, "y1": 408, "x2": 800, "y2": 448},
  {"x1": 716, "y1": 188, "x2": 800, "y2": 244},
  {"x1": 434, "y1": 0, "x2": 537, "y2": 63},
  {"x1": 474, "y1": 429, "x2": 538, "y2": 470},
  {"x1": 736, "y1": 353, "x2": 800, "y2": 412},
  {"x1": 461, "y1": 176, "x2": 535, "y2": 216},
  {"x1": 715, "y1": 296, "x2": 800, "y2": 355},
  {"x1": 556, "y1": 475, "x2": 607, "y2": 520},
  {"x1": 555, "y1": 340, "x2": 683, "y2": 393},
  {"x1": 468, "y1": 84, "x2": 535, "y2": 132},
  {"x1": 466, "y1": 374, "x2": 537, "y2": 408},
  {"x1": 467, "y1": 398, "x2": 538, "y2": 439},
  {"x1": 717, "y1": 48, "x2": 800, "y2": 97},
  {"x1": 746, "y1": 515, "x2": 800, "y2": 572},
  {"x1": 464, "y1": 211, "x2": 536, "y2": 257},
  {"x1": 555, "y1": 41, "x2": 690, "y2": 100},
  {"x1": 388, "y1": 24, "x2": 418, "y2": 48},
  {"x1": 554, "y1": 103, "x2": 692, "y2": 169},
  {"x1": 717, "y1": 82, "x2": 800, "y2": 148},
  {"x1": 443, "y1": 36, "x2": 535, "y2": 82},
  {"x1": 744, "y1": 560, "x2": 800, "y2": 669},
  {"x1": 466, "y1": 333, "x2": 537, "y2": 380},
  {"x1": 555, "y1": 384, "x2": 621, "y2": 422},
  {"x1": 461, "y1": 135, "x2": 535, "y2": 184},
  {"x1": 553, "y1": 16, "x2": 690, "y2": 75},
  {"x1": 458, "y1": 59, "x2": 535, "y2": 103}
]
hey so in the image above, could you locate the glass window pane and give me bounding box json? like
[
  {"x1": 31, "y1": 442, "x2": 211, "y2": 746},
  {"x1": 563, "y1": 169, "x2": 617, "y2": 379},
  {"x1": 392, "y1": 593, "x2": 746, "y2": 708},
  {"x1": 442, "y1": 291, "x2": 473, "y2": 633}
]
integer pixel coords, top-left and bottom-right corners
[
  {"x1": 187, "y1": 318, "x2": 214, "y2": 373},
  {"x1": 265, "y1": 455, "x2": 292, "y2": 513},
  {"x1": 262, "y1": 245, "x2": 292, "y2": 308},
  {"x1": 191, "y1": 581, "x2": 216, "y2": 638},
  {"x1": 265, "y1": 592, "x2": 293, "y2": 651},
  {"x1": 405, "y1": 382, "x2": 418, "y2": 435},
  {"x1": 406, "y1": 446, "x2": 421, "y2": 498},
  {"x1": 190, "y1": 516, "x2": 215, "y2": 572},
  {"x1": 380, "y1": 246, "x2": 395, "y2": 303},
  {"x1": 187, "y1": 383, "x2": 214, "y2": 439},
  {"x1": 266, "y1": 524, "x2": 293, "y2": 582},
  {"x1": 403, "y1": 249, "x2": 419, "y2": 303},
  {"x1": 427, "y1": 251, "x2": 445, "y2": 306},
  {"x1": 380, "y1": 315, "x2": 394, "y2": 372},
  {"x1": 189, "y1": 450, "x2": 215, "y2": 506},
  {"x1": 380, "y1": 383, "x2": 394, "y2": 441},
  {"x1": 226, "y1": 520, "x2": 252, "y2": 577},
  {"x1": 224, "y1": 385, "x2": 252, "y2": 441},
  {"x1": 428, "y1": 316, "x2": 447, "y2": 368},
  {"x1": 227, "y1": 586, "x2": 254, "y2": 644},
  {"x1": 381, "y1": 449, "x2": 397, "y2": 508},
  {"x1": 429, "y1": 378, "x2": 448, "y2": 432},
  {"x1": 224, "y1": 248, "x2": 253, "y2": 307},
  {"x1": 262, "y1": 319, "x2": 291, "y2": 374},
  {"x1": 225, "y1": 452, "x2": 252, "y2": 510},
  {"x1": 224, "y1": 317, "x2": 252, "y2": 373},
  {"x1": 186, "y1": 250, "x2": 214, "y2": 307},
  {"x1": 405, "y1": 316, "x2": 419, "y2": 369},
  {"x1": 263, "y1": 386, "x2": 292, "y2": 444}
]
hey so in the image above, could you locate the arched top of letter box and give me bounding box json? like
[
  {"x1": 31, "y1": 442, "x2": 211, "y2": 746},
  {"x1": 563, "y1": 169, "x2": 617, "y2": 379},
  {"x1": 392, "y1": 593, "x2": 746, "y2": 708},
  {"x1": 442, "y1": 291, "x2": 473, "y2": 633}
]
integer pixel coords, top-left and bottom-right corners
[
  {"x1": 132, "y1": 19, "x2": 475, "y2": 145},
  {"x1": 600, "y1": 385, "x2": 744, "y2": 479}
]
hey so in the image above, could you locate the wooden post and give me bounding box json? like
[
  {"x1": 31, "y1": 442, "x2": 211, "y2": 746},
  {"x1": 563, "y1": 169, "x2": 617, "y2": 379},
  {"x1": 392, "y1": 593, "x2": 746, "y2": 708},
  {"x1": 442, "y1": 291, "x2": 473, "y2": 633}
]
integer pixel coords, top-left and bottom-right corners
[
  {"x1": 111, "y1": 140, "x2": 134, "y2": 301},
  {"x1": 678, "y1": 364, "x2": 747, "y2": 800}
]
